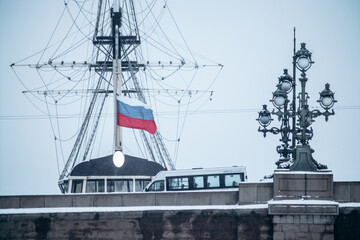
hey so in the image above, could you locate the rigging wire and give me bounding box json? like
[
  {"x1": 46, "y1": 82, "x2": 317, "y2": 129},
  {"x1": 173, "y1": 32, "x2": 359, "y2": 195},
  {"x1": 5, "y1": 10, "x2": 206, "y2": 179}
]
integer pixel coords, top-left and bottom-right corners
[
  {"x1": 36, "y1": 69, "x2": 56, "y2": 102},
  {"x1": 174, "y1": 94, "x2": 191, "y2": 167},
  {"x1": 54, "y1": 136, "x2": 61, "y2": 177},
  {"x1": 50, "y1": 1, "x2": 90, "y2": 61},
  {"x1": 96, "y1": 96, "x2": 110, "y2": 157},
  {"x1": 37, "y1": 4, "x2": 67, "y2": 64},
  {"x1": 12, "y1": 0, "x2": 225, "y2": 174},
  {"x1": 179, "y1": 68, "x2": 198, "y2": 101},
  {"x1": 44, "y1": 94, "x2": 61, "y2": 177},
  {"x1": 132, "y1": 128, "x2": 147, "y2": 159},
  {"x1": 2, "y1": 106, "x2": 359, "y2": 121},
  {"x1": 144, "y1": 0, "x2": 184, "y2": 61},
  {"x1": 55, "y1": 102, "x2": 66, "y2": 166},
  {"x1": 164, "y1": 1, "x2": 197, "y2": 64},
  {"x1": 11, "y1": 67, "x2": 48, "y2": 115},
  {"x1": 173, "y1": 99, "x2": 181, "y2": 162}
]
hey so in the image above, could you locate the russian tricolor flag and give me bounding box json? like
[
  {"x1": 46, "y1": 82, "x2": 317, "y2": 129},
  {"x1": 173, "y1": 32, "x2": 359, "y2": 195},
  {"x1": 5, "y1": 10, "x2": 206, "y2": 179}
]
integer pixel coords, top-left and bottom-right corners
[{"x1": 116, "y1": 97, "x2": 157, "y2": 134}]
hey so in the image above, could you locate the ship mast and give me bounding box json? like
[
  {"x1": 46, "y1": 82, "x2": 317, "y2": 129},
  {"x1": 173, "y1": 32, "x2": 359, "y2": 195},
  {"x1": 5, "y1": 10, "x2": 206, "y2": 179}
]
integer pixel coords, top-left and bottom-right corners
[
  {"x1": 112, "y1": 6, "x2": 122, "y2": 152},
  {"x1": 55, "y1": 0, "x2": 176, "y2": 179},
  {"x1": 112, "y1": 4, "x2": 125, "y2": 167},
  {"x1": 10, "y1": 0, "x2": 225, "y2": 194}
]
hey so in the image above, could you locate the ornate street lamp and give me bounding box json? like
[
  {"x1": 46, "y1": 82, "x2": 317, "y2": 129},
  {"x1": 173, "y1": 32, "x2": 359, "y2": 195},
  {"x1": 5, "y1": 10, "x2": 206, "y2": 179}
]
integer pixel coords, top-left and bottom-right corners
[
  {"x1": 257, "y1": 41, "x2": 337, "y2": 171},
  {"x1": 257, "y1": 105, "x2": 272, "y2": 129},
  {"x1": 295, "y1": 43, "x2": 314, "y2": 71}
]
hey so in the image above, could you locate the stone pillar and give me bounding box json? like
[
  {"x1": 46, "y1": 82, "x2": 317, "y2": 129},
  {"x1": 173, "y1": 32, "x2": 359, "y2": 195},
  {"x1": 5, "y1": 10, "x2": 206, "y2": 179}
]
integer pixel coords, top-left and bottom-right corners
[
  {"x1": 273, "y1": 171, "x2": 333, "y2": 200},
  {"x1": 269, "y1": 201, "x2": 338, "y2": 240},
  {"x1": 269, "y1": 171, "x2": 339, "y2": 240}
]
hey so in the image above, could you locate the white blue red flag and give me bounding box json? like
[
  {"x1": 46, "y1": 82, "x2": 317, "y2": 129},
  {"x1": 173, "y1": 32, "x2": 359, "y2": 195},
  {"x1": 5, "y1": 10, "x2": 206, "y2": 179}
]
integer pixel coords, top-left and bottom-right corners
[{"x1": 116, "y1": 97, "x2": 157, "y2": 134}]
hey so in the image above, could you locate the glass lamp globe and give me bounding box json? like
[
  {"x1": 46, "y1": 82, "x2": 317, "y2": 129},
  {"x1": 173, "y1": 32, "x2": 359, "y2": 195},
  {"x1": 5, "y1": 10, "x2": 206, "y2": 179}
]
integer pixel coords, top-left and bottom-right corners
[
  {"x1": 113, "y1": 151, "x2": 125, "y2": 168},
  {"x1": 321, "y1": 96, "x2": 333, "y2": 107},
  {"x1": 259, "y1": 115, "x2": 270, "y2": 125},
  {"x1": 281, "y1": 81, "x2": 292, "y2": 92},
  {"x1": 297, "y1": 57, "x2": 310, "y2": 70},
  {"x1": 274, "y1": 96, "x2": 286, "y2": 107}
]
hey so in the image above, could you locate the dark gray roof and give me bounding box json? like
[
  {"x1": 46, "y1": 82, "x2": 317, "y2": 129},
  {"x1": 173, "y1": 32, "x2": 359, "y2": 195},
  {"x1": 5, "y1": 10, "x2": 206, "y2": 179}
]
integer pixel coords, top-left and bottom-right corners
[{"x1": 70, "y1": 154, "x2": 164, "y2": 177}]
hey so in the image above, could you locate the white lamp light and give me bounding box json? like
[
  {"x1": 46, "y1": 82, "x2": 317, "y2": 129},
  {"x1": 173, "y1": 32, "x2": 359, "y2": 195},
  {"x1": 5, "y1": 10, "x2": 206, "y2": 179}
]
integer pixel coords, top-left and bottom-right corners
[
  {"x1": 259, "y1": 115, "x2": 270, "y2": 125},
  {"x1": 297, "y1": 57, "x2": 310, "y2": 70},
  {"x1": 274, "y1": 96, "x2": 286, "y2": 107},
  {"x1": 113, "y1": 151, "x2": 125, "y2": 168},
  {"x1": 321, "y1": 96, "x2": 333, "y2": 107},
  {"x1": 281, "y1": 81, "x2": 292, "y2": 92}
]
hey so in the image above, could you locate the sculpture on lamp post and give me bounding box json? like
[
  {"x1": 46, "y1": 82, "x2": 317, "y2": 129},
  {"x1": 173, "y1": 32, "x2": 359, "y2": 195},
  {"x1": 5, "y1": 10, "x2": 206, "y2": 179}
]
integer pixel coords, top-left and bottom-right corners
[{"x1": 257, "y1": 43, "x2": 337, "y2": 171}]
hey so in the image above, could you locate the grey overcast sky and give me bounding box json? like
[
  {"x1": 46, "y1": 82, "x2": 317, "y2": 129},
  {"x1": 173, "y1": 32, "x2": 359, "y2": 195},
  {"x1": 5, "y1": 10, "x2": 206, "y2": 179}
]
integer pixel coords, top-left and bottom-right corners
[{"x1": 0, "y1": 0, "x2": 359, "y2": 195}]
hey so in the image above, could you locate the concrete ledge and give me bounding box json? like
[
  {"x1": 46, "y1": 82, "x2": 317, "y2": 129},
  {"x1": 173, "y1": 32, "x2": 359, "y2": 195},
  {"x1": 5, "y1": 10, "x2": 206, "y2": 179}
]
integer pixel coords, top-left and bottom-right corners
[
  {"x1": 273, "y1": 172, "x2": 333, "y2": 200},
  {"x1": 0, "y1": 191, "x2": 238, "y2": 209},
  {"x1": 1, "y1": 181, "x2": 359, "y2": 209},
  {"x1": 334, "y1": 181, "x2": 360, "y2": 202},
  {"x1": 272, "y1": 214, "x2": 337, "y2": 224},
  {"x1": 238, "y1": 182, "x2": 273, "y2": 204},
  {"x1": 268, "y1": 200, "x2": 339, "y2": 215}
]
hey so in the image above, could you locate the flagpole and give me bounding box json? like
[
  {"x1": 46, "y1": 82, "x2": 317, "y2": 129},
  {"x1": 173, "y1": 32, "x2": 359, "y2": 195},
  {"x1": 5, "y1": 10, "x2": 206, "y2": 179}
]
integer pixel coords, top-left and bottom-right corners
[
  {"x1": 112, "y1": 7, "x2": 125, "y2": 167},
  {"x1": 114, "y1": 24, "x2": 122, "y2": 152},
  {"x1": 112, "y1": 7, "x2": 122, "y2": 152}
]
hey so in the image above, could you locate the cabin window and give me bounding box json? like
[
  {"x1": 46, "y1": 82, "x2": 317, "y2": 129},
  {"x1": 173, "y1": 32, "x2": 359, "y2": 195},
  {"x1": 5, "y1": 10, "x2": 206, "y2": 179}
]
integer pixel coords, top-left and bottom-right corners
[
  {"x1": 193, "y1": 176, "x2": 204, "y2": 189},
  {"x1": 71, "y1": 180, "x2": 83, "y2": 193},
  {"x1": 135, "y1": 179, "x2": 151, "y2": 192},
  {"x1": 225, "y1": 174, "x2": 241, "y2": 187},
  {"x1": 206, "y1": 175, "x2": 220, "y2": 188},
  {"x1": 168, "y1": 177, "x2": 189, "y2": 190},
  {"x1": 86, "y1": 179, "x2": 105, "y2": 193},
  {"x1": 107, "y1": 179, "x2": 133, "y2": 193},
  {"x1": 240, "y1": 173, "x2": 245, "y2": 182},
  {"x1": 148, "y1": 180, "x2": 164, "y2": 191}
]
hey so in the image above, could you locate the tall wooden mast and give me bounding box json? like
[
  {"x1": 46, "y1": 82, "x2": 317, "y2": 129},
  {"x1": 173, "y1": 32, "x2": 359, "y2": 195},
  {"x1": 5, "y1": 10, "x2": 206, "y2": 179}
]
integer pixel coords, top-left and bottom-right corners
[{"x1": 112, "y1": 7, "x2": 122, "y2": 152}]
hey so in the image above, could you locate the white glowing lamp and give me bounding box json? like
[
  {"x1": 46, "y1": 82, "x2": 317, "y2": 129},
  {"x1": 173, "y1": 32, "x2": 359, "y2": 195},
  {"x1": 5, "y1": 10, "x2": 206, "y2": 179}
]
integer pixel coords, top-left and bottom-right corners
[
  {"x1": 297, "y1": 57, "x2": 310, "y2": 70},
  {"x1": 113, "y1": 151, "x2": 125, "y2": 168}
]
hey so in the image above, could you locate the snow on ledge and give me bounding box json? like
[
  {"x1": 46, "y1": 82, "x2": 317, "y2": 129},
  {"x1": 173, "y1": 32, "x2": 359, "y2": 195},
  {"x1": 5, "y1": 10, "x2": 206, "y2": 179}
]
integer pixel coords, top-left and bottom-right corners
[
  {"x1": 273, "y1": 170, "x2": 333, "y2": 175},
  {"x1": 0, "y1": 204, "x2": 268, "y2": 215},
  {"x1": 339, "y1": 202, "x2": 360, "y2": 208},
  {"x1": 268, "y1": 199, "x2": 339, "y2": 205},
  {"x1": 1, "y1": 202, "x2": 358, "y2": 215}
]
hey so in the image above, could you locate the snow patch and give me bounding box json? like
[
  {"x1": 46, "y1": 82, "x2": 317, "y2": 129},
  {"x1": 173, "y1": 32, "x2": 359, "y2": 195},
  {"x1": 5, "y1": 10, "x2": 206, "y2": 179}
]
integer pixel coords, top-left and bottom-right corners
[
  {"x1": 0, "y1": 204, "x2": 268, "y2": 215},
  {"x1": 268, "y1": 199, "x2": 339, "y2": 205},
  {"x1": 339, "y1": 202, "x2": 360, "y2": 208}
]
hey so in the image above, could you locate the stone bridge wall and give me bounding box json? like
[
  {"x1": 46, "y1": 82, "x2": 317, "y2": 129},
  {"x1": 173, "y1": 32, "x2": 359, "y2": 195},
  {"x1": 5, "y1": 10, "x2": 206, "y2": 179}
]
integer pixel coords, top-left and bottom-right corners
[{"x1": 0, "y1": 181, "x2": 359, "y2": 240}]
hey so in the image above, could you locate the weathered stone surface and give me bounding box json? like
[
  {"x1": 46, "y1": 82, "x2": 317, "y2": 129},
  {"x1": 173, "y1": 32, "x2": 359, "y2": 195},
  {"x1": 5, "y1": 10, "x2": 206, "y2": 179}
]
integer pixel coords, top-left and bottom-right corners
[
  {"x1": 1, "y1": 181, "x2": 359, "y2": 210},
  {"x1": 1, "y1": 181, "x2": 359, "y2": 240},
  {"x1": 1, "y1": 206, "x2": 359, "y2": 240},
  {"x1": 335, "y1": 208, "x2": 360, "y2": 240},
  {"x1": 274, "y1": 173, "x2": 306, "y2": 197},
  {"x1": 299, "y1": 223, "x2": 309, "y2": 232},
  {"x1": 0, "y1": 196, "x2": 19, "y2": 209},
  {"x1": 20, "y1": 196, "x2": 45, "y2": 208},
  {"x1": 238, "y1": 182, "x2": 273, "y2": 204},
  {"x1": 309, "y1": 224, "x2": 325, "y2": 233},
  {"x1": 285, "y1": 231, "x2": 296, "y2": 240},
  {"x1": 311, "y1": 232, "x2": 321, "y2": 240},
  {"x1": 282, "y1": 223, "x2": 299, "y2": 232},
  {"x1": 273, "y1": 231, "x2": 284, "y2": 240},
  {"x1": 273, "y1": 172, "x2": 334, "y2": 200},
  {"x1": 0, "y1": 208, "x2": 273, "y2": 240}
]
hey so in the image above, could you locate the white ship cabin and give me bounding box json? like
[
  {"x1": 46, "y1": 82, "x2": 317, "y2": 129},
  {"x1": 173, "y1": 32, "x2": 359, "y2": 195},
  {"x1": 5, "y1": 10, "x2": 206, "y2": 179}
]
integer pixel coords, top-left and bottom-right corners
[
  {"x1": 58, "y1": 155, "x2": 164, "y2": 194},
  {"x1": 145, "y1": 166, "x2": 247, "y2": 192}
]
